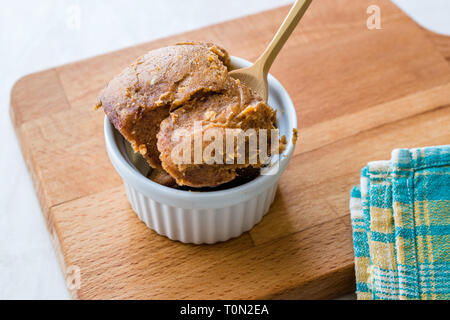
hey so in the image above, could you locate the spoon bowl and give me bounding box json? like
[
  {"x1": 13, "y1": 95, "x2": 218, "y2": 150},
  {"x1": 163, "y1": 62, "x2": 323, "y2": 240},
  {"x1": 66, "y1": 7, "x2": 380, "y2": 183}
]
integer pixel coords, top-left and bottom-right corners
[{"x1": 230, "y1": 63, "x2": 269, "y2": 101}]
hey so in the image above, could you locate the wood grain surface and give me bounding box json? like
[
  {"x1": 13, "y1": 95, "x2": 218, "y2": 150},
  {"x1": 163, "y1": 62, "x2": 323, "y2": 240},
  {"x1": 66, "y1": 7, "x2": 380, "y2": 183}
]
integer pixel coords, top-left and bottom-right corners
[{"x1": 10, "y1": 0, "x2": 450, "y2": 299}]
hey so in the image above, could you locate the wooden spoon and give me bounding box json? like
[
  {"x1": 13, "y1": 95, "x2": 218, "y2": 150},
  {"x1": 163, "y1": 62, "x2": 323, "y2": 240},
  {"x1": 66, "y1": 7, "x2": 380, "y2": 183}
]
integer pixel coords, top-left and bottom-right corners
[{"x1": 229, "y1": 0, "x2": 313, "y2": 101}]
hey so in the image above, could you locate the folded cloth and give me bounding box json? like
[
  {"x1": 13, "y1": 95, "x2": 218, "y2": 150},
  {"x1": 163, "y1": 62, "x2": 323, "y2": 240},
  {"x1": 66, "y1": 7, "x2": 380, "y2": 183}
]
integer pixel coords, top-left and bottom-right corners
[{"x1": 350, "y1": 145, "x2": 450, "y2": 300}]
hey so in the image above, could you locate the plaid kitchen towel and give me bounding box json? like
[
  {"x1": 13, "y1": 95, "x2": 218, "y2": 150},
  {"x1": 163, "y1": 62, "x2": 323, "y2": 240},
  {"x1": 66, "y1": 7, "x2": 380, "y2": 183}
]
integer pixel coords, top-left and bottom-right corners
[{"x1": 350, "y1": 145, "x2": 450, "y2": 300}]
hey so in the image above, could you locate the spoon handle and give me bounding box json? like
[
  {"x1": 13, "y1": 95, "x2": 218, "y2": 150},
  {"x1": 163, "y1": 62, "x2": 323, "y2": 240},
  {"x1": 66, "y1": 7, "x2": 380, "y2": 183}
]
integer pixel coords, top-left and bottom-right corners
[{"x1": 257, "y1": 0, "x2": 313, "y2": 74}]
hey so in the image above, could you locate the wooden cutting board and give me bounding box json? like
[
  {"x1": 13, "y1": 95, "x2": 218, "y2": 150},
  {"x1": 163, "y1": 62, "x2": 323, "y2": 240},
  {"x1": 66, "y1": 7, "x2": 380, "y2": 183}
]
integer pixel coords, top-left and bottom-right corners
[{"x1": 10, "y1": 0, "x2": 450, "y2": 299}]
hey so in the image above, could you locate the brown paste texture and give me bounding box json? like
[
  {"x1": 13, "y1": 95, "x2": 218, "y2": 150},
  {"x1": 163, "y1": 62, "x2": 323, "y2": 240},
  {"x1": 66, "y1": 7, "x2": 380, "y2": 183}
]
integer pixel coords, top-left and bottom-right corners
[{"x1": 98, "y1": 42, "x2": 279, "y2": 188}]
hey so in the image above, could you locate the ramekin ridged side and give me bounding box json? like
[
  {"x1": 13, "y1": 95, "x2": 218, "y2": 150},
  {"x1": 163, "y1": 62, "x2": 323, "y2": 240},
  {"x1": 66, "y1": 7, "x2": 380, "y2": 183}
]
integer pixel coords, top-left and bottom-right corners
[
  {"x1": 124, "y1": 180, "x2": 278, "y2": 244},
  {"x1": 104, "y1": 56, "x2": 297, "y2": 245}
]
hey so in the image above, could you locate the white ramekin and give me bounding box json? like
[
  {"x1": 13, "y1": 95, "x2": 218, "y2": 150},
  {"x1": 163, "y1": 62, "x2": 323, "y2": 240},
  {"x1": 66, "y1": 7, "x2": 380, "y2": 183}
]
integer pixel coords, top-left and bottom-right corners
[{"x1": 104, "y1": 56, "x2": 297, "y2": 244}]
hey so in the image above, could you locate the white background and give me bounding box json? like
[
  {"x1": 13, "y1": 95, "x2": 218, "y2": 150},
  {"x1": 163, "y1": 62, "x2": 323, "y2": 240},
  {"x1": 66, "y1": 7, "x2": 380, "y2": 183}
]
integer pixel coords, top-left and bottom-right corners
[{"x1": 1, "y1": 0, "x2": 449, "y2": 299}]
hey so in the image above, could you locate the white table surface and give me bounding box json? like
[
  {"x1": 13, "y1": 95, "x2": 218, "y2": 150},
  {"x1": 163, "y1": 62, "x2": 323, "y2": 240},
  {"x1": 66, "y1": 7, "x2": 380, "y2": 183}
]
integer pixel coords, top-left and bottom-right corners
[{"x1": 1, "y1": 0, "x2": 449, "y2": 300}]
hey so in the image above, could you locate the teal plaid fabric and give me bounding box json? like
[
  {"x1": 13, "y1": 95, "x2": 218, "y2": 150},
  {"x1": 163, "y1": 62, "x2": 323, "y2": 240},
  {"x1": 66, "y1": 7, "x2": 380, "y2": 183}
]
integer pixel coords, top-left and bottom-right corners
[{"x1": 350, "y1": 145, "x2": 450, "y2": 300}]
